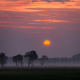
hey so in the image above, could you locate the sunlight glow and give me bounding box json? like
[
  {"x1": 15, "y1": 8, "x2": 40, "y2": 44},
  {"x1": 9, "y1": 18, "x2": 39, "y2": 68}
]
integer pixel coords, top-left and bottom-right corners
[{"x1": 44, "y1": 40, "x2": 50, "y2": 46}]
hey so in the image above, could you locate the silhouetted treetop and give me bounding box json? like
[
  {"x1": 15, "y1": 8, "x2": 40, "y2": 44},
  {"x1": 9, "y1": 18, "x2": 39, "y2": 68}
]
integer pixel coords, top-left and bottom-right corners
[
  {"x1": 72, "y1": 53, "x2": 80, "y2": 59},
  {"x1": 24, "y1": 50, "x2": 38, "y2": 60},
  {"x1": 41, "y1": 55, "x2": 48, "y2": 60}
]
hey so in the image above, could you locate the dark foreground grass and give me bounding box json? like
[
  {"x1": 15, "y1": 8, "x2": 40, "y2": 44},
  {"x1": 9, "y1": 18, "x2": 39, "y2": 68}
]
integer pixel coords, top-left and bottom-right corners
[{"x1": 0, "y1": 67, "x2": 80, "y2": 80}]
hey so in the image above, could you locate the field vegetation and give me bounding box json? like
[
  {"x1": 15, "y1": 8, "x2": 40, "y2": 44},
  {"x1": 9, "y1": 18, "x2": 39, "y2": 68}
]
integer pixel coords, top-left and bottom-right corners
[{"x1": 0, "y1": 67, "x2": 80, "y2": 80}]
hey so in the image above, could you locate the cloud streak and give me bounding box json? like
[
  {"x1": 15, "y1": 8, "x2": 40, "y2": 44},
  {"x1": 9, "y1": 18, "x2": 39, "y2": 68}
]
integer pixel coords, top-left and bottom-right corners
[
  {"x1": 0, "y1": 25, "x2": 55, "y2": 30},
  {"x1": 33, "y1": 20, "x2": 73, "y2": 23},
  {"x1": 0, "y1": 21, "x2": 17, "y2": 23}
]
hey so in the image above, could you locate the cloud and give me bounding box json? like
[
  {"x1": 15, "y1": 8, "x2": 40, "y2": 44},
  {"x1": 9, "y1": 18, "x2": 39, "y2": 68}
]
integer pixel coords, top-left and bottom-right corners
[
  {"x1": 12, "y1": 16, "x2": 25, "y2": 19},
  {"x1": 0, "y1": 0, "x2": 80, "y2": 13},
  {"x1": 33, "y1": 19, "x2": 73, "y2": 23},
  {"x1": 42, "y1": 0, "x2": 70, "y2": 2},
  {"x1": 0, "y1": 21, "x2": 17, "y2": 23},
  {"x1": 5, "y1": 0, "x2": 70, "y2": 2},
  {"x1": 6, "y1": 0, "x2": 19, "y2": 1},
  {"x1": 73, "y1": 19, "x2": 80, "y2": 20},
  {"x1": 1, "y1": 24, "x2": 80, "y2": 31},
  {"x1": 0, "y1": 24, "x2": 55, "y2": 30},
  {"x1": 37, "y1": 14, "x2": 49, "y2": 16},
  {"x1": 0, "y1": 17, "x2": 9, "y2": 19},
  {"x1": 28, "y1": 23, "x2": 40, "y2": 24},
  {"x1": 19, "y1": 26, "x2": 55, "y2": 29}
]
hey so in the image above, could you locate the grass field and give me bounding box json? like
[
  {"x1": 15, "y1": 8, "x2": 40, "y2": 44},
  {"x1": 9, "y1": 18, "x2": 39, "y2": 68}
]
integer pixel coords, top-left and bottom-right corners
[{"x1": 0, "y1": 67, "x2": 80, "y2": 80}]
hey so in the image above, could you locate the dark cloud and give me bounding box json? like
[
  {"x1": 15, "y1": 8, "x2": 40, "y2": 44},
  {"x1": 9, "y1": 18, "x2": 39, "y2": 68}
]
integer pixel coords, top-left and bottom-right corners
[
  {"x1": 6, "y1": 0, "x2": 70, "y2": 2},
  {"x1": 12, "y1": 17, "x2": 25, "y2": 19},
  {"x1": 42, "y1": 0, "x2": 70, "y2": 2},
  {"x1": 32, "y1": 0, "x2": 38, "y2": 2},
  {"x1": 0, "y1": 17, "x2": 9, "y2": 19},
  {"x1": 32, "y1": 0, "x2": 70, "y2": 2},
  {"x1": 5, "y1": 0, "x2": 70, "y2": 5}
]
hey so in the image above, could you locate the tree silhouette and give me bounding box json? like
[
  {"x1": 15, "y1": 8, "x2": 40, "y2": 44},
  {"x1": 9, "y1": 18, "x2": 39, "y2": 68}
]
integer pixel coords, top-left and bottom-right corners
[
  {"x1": 40, "y1": 55, "x2": 48, "y2": 66},
  {"x1": 72, "y1": 53, "x2": 80, "y2": 59},
  {"x1": 13, "y1": 54, "x2": 23, "y2": 67},
  {"x1": 0, "y1": 53, "x2": 8, "y2": 67},
  {"x1": 71, "y1": 53, "x2": 80, "y2": 64},
  {"x1": 24, "y1": 50, "x2": 38, "y2": 67}
]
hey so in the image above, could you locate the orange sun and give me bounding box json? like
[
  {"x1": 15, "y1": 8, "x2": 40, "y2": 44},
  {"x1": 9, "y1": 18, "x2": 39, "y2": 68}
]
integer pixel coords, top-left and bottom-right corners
[{"x1": 44, "y1": 40, "x2": 50, "y2": 46}]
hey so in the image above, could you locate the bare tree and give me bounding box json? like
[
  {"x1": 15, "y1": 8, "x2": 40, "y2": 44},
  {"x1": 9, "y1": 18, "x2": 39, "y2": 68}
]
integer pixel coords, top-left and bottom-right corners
[{"x1": 40, "y1": 55, "x2": 48, "y2": 66}]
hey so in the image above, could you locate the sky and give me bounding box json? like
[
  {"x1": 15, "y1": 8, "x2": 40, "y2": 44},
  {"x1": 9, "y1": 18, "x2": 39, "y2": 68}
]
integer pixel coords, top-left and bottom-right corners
[{"x1": 0, "y1": 0, "x2": 80, "y2": 58}]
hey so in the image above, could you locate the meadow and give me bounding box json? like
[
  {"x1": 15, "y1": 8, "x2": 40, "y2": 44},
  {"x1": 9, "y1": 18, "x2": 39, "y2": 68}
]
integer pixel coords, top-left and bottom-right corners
[{"x1": 0, "y1": 67, "x2": 80, "y2": 80}]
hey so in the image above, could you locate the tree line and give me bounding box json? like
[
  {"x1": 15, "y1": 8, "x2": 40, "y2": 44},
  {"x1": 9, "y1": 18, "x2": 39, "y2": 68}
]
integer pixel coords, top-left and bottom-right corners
[
  {"x1": 0, "y1": 50, "x2": 48, "y2": 67},
  {"x1": 0, "y1": 50, "x2": 80, "y2": 67}
]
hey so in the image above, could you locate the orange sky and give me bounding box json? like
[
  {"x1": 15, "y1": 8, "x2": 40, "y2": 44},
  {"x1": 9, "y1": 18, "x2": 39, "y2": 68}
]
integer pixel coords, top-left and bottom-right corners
[{"x1": 0, "y1": 0, "x2": 80, "y2": 12}]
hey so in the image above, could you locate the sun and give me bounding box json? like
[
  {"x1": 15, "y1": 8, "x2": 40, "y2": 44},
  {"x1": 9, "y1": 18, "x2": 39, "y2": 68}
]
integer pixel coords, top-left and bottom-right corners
[{"x1": 44, "y1": 40, "x2": 50, "y2": 46}]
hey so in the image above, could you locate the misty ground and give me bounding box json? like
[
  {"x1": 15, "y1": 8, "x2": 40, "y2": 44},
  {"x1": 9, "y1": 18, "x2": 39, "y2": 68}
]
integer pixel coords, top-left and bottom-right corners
[
  {"x1": 1, "y1": 57, "x2": 80, "y2": 79},
  {"x1": 0, "y1": 57, "x2": 80, "y2": 80},
  {"x1": 2, "y1": 57, "x2": 80, "y2": 68}
]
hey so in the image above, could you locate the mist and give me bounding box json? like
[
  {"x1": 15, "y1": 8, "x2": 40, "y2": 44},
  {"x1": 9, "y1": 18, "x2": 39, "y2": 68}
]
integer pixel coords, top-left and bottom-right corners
[{"x1": 3, "y1": 57, "x2": 80, "y2": 68}]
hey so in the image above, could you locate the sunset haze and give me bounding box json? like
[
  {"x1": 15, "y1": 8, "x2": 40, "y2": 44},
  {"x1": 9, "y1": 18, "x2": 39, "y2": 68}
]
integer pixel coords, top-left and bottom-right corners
[{"x1": 0, "y1": 0, "x2": 80, "y2": 58}]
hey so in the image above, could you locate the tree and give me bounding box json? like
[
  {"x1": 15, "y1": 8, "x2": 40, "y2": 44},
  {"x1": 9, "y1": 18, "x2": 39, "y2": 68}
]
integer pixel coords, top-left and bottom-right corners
[
  {"x1": 0, "y1": 53, "x2": 8, "y2": 67},
  {"x1": 72, "y1": 53, "x2": 80, "y2": 59},
  {"x1": 13, "y1": 54, "x2": 23, "y2": 67},
  {"x1": 40, "y1": 55, "x2": 48, "y2": 66},
  {"x1": 71, "y1": 53, "x2": 80, "y2": 63},
  {"x1": 24, "y1": 50, "x2": 38, "y2": 67}
]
